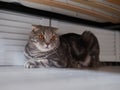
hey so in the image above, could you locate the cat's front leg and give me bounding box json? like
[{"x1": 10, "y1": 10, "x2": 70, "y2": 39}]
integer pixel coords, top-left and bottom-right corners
[
  {"x1": 79, "y1": 55, "x2": 91, "y2": 67},
  {"x1": 24, "y1": 58, "x2": 49, "y2": 68},
  {"x1": 24, "y1": 59, "x2": 39, "y2": 68}
]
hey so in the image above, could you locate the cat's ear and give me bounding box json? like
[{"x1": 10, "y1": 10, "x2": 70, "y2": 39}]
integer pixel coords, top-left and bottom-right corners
[
  {"x1": 52, "y1": 27, "x2": 58, "y2": 32},
  {"x1": 32, "y1": 25, "x2": 36, "y2": 30},
  {"x1": 32, "y1": 25, "x2": 38, "y2": 33}
]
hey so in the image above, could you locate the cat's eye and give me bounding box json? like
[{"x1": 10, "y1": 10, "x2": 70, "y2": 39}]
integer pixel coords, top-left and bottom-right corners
[
  {"x1": 39, "y1": 34, "x2": 44, "y2": 40},
  {"x1": 51, "y1": 35, "x2": 57, "y2": 41}
]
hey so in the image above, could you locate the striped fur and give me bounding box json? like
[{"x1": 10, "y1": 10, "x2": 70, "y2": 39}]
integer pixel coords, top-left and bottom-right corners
[{"x1": 24, "y1": 25, "x2": 100, "y2": 68}]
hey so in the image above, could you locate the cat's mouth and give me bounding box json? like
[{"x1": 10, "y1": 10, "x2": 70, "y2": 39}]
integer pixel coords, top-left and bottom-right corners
[
  {"x1": 44, "y1": 44, "x2": 51, "y2": 49},
  {"x1": 45, "y1": 46, "x2": 49, "y2": 49},
  {"x1": 33, "y1": 42, "x2": 54, "y2": 52}
]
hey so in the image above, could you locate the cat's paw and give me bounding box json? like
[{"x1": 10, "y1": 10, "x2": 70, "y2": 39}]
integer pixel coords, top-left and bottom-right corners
[{"x1": 24, "y1": 60, "x2": 38, "y2": 69}]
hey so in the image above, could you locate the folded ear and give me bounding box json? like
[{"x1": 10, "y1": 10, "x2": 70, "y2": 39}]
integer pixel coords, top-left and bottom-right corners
[
  {"x1": 32, "y1": 25, "x2": 39, "y2": 33},
  {"x1": 52, "y1": 27, "x2": 58, "y2": 32},
  {"x1": 32, "y1": 25, "x2": 37, "y2": 30}
]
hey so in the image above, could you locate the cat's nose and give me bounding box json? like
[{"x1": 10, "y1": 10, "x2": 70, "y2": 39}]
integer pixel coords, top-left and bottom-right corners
[{"x1": 46, "y1": 42, "x2": 50, "y2": 46}]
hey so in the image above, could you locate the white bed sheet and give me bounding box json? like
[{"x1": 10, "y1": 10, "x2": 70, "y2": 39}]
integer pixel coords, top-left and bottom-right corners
[{"x1": 0, "y1": 66, "x2": 120, "y2": 90}]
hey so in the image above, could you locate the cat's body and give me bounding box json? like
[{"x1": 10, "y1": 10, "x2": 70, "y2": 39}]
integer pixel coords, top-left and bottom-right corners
[{"x1": 24, "y1": 25, "x2": 100, "y2": 68}]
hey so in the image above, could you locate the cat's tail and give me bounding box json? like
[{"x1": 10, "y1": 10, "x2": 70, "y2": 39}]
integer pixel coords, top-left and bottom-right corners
[
  {"x1": 81, "y1": 31, "x2": 100, "y2": 67},
  {"x1": 81, "y1": 31, "x2": 98, "y2": 42},
  {"x1": 81, "y1": 31, "x2": 99, "y2": 48}
]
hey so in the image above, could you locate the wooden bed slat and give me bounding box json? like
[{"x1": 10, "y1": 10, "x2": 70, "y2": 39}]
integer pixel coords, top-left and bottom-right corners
[
  {"x1": 72, "y1": 0, "x2": 120, "y2": 17},
  {"x1": 25, "y1": 0, "x2": 120, "y2": 23},
  {"x1": 106, "y1": 0, "x2": 120, "y2": 5}
]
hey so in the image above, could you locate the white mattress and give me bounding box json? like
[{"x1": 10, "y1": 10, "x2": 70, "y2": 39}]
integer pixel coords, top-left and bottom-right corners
[{"x1": 0, "y1": 66, "x2": 120, "y2": 90}]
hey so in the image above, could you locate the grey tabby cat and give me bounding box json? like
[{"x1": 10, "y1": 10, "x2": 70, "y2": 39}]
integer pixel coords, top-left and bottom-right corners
[{"x1": 24, "y1": 25, "x2": 100, "y2": 68}]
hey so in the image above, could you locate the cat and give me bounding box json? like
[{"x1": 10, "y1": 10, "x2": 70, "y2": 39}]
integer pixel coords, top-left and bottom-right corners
[{"x1": 24, "y1": 25, "x2": 100, "y2": 68}]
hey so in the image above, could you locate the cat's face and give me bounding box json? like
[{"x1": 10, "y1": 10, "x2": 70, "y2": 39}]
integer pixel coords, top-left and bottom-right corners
[{"x1": 29, "y1": 25, "x2": 59, "y2": 52}]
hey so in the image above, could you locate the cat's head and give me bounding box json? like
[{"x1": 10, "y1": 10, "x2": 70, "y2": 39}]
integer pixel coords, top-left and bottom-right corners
[{"x1": 29, "y1": 25, "x2": 59, "y2": 52}]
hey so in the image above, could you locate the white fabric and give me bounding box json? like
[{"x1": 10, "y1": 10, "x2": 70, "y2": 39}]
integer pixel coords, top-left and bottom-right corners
[{"x1": 0, "y1": 66, "x2": 120, "y2": 90}]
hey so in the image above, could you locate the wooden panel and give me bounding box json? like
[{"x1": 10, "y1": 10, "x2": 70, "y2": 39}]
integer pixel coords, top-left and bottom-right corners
[
  {"x1": 3, "y1": 52, "x2": 25, "y2": 65},
  {"x1": 0, "y1": 26, "x2": 30, "y2": 34},
  {"x1": 106, "y1": 0, "x2": 120, "y2": 5},
  {"x1": 0, "y1": 20, "x2": 31, "y2": 29},
  {"x1": 100, "y1": 56, "x2": 116, "y2": 62},
  {"x1": 0, "y1": 13, "x2": 49, "y2": 26},
  {"x1": 5, "y1": 46, "x2": 24, "y2": 51},
  {"x1": 0, "y1": 39, "x2": 27, "y2": 46},
  {"x1": 72, "y1": 0, "x2": 120, "y2": 16},
  {"x1": 115, "y1": 31, "x2": 120, "y2": 61},
  {"x1": 0, "y1": 33, "x2": 28, "y2": 40},
  {"x1": 25, "y1": 0, "x2": 120, "y2": 23},
  {"x1": 0, "y1": 13, "x2": 42, "y2": 24}
]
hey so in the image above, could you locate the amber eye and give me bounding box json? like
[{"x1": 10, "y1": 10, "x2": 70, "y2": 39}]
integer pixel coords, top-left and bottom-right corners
[
  {"x1": 39, "y1": 34, "x2": 44, "y2": 40},
  {"x1": 51, "y1": 35, "x2": 57, "y2": 41}
]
